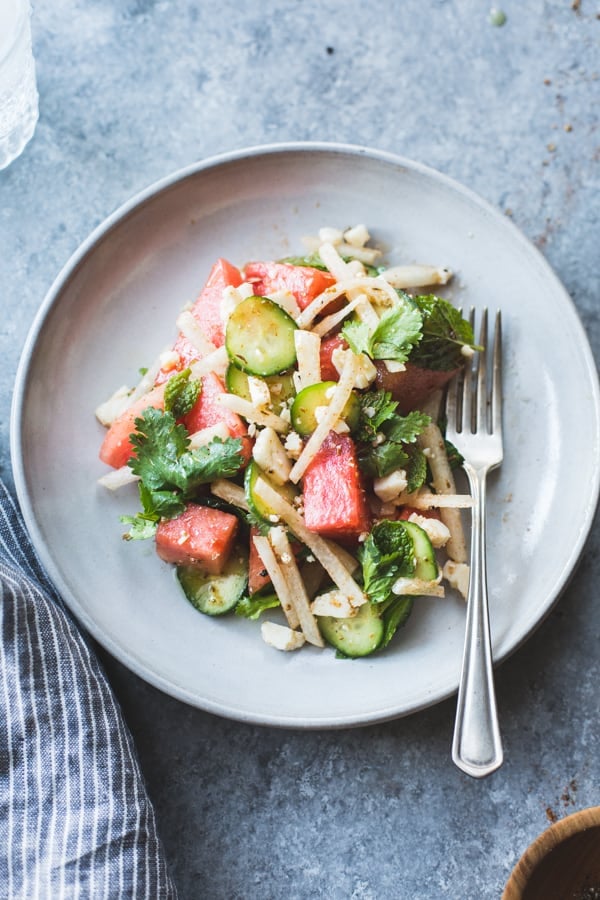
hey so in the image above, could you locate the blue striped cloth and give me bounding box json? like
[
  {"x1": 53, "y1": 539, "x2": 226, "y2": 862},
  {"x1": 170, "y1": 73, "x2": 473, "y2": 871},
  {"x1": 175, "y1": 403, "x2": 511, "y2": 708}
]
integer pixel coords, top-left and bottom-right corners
[{"x1": 0, "y1": 481, "x2": 177, "y2": 899}]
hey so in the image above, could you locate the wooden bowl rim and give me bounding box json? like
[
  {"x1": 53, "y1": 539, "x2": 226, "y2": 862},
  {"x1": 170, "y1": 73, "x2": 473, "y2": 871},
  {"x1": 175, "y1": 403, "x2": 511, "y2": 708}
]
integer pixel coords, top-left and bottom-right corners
[{"x1": 503, "y1": 806, "x2": 600, "y2": 899}]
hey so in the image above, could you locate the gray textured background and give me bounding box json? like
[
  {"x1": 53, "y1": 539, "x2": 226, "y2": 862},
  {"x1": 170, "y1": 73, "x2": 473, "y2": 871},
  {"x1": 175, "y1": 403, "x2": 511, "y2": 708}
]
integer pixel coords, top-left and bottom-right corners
[{"x1": 2, "y1": 1, "x2": 599, "y2": 897}]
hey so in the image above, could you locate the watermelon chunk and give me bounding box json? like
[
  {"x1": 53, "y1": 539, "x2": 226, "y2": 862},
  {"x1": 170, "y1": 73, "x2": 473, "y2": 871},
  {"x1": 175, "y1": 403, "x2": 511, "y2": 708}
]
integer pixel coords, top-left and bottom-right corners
[
  {"x1": 243, "y1": 261, "x2": 335, "y2": 311},
  {"x1": 99, "y1": 383, "x2": 166, "y2": 469},
  {"x1": 155, "y1": 503, "x2": 239, "y2": 574},
  {"x1": 156, "y1": 258, "x2": 242, "y2": 384},
  {"x1": 182, "y1": 371, "x2": 252, "y2": 464},
  {"x1": 396, "y1": 506, "x2": 441, "y2": 522},
  {"x1": 247, "y1": 527, "x2": 303, "y2": 595},
  {"x1": 319, "y1": 333, "x2": 348, "y2": 381},
  {"x1": 375, "y1": 360, "x2": 459, "y2": 415},
  {"x1": 303, "y1": 431, "x2": 371, "y2": 541},
  {"x1": 248, "y1": 527, "x2": 271, "y2": 595}
]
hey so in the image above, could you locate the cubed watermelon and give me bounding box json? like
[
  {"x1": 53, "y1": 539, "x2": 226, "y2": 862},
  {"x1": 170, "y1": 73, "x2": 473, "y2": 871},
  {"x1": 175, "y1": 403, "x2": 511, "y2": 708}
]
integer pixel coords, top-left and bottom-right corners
[
  {"x1": 375, "y1": 361, "x2": 459, "y2": 415},
  {"x1": 248, "y1": 527, "x2": 271, "y2": 595},
  {"x1": 302, "y1": 431, "x2": 371, "y2": 541},
  {"x1": 99, "y1": 383, "x2": 166, "y2": 469},
  {"x1": 243, "y1": 261, "x2": 335, "y2": 311},
  {"x1": 182, "y1": 371, "x2": 252, "y2": 464},
  {"x1": 155, "y1": 503, "x2": 239, "y2": 574},
  {"x1": 319, "y1": 333, "x2": 348, "y2": 381},
  {"x1": 156, "y1": 258, "x2": 242, "y2": 384}
]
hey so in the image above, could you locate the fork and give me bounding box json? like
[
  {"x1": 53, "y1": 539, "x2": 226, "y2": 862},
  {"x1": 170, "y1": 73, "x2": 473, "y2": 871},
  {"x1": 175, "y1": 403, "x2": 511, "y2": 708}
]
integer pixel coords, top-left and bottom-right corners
[{"x1": 446, "y1": 308, "x2": 504, "y2": 778}]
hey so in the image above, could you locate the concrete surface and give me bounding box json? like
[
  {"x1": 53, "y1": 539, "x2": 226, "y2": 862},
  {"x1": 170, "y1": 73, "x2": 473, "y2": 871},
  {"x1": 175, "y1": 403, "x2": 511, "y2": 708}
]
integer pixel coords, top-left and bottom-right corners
[{"x1": 1, "y1": 1, "x2": 599, "y2": 897}]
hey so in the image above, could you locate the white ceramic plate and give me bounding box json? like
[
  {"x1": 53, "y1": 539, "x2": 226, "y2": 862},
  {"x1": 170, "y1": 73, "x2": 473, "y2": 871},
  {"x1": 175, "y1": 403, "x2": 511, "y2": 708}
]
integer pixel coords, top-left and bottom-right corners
[{"x1": 11, "y1": 143, "x2": 600, "y2": 727}]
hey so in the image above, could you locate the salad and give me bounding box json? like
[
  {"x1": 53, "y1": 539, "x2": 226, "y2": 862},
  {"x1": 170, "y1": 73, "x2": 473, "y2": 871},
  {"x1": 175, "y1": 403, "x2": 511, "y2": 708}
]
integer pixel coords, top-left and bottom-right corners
[{"x1": 96, "y1": 225, "x2": 476, "y2": 658}]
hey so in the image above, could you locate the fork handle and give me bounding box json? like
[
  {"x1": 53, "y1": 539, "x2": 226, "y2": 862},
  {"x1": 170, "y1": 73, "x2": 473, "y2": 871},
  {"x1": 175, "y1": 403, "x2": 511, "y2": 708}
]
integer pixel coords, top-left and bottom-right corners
[{"x1": 451, "y1": 463, "x2": 503, "y2": 778}]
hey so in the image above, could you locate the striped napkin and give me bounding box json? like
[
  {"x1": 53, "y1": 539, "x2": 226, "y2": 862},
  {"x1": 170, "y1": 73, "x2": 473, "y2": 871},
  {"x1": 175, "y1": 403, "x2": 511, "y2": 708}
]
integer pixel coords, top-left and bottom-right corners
[{"x1": 0, "y1": 481, "x2": 177, "y2": 898}]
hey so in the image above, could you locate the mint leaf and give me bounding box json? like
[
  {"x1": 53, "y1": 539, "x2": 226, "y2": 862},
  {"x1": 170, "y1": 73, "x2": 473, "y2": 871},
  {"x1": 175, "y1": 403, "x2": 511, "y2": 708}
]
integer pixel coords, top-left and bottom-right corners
[
  {"x1": 164, "y1": 367, "x2": 201, "y2": 419},
  {"x1": 409, "y1": 295, "x2": 476, "y2": 371},
  {"x1": 359, "y1": 521, "x2": 416, "y2": 604},
  {"x1": 444, "y1": 438, "x2": 464, "y2": 469},
  {"x1": 404, "y1": 445, "x2": 428, "y2": 493},
  {"x1": 380, "y1": 596, "x2": 414, "y2": 648}
]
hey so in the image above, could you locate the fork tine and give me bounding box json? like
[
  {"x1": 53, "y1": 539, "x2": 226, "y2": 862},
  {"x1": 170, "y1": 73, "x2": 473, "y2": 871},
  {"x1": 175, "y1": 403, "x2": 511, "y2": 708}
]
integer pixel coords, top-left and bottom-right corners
[
  {"x1": 475, "y1": 308, "x2": 488, "y2": 434},
  {"x1": 445, "y1": 364, "x2": 459, "y2": 435},
  {"x1": 491, "y1": 309, "x2": 502, "y2": 435},
  {"x1": 461, "y1": 307, "x2": 476, "y2": 433}
]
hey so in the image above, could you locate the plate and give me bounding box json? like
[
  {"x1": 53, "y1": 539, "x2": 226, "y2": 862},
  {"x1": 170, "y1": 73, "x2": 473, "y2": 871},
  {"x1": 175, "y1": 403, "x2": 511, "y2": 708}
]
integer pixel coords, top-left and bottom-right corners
[{"x1": 11, "y1": 143, "x2": 600, "y2": 727}]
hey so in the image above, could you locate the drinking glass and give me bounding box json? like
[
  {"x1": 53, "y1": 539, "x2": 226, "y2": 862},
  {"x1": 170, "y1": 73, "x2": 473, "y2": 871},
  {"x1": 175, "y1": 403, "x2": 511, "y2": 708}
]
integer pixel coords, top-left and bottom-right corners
[{"x1": 0, "y1": 0, "x2": 38, "y2": 170}]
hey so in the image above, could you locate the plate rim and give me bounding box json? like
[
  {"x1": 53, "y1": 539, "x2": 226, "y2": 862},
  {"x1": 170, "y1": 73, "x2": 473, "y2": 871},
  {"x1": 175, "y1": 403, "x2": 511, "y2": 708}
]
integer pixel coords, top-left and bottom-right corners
[{"x1": 10, "y1": 141, "x2": 600, "y2": 728}]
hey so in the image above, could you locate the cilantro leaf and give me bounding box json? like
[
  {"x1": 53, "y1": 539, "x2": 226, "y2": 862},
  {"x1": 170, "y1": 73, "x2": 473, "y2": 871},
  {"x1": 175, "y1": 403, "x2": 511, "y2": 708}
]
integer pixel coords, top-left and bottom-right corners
[
  {"x1": 235, "y1": 592, "x2": 281, "y2": 620},
  {"x1": 129, "y1": 409, "x2": 190, "y2": 490},
  {"x1": 369, "y1": 305, "x2": 423, "y2": 361},
  {"x1": 279, "y1": 253, "x2": 329, "y2": 271},
  {"x1": 382, "y1": 410, "x2": 431, "y2": 445},
  {"x1": 279, "y1": 254, "x2": 383, "y2": 277},
  {"x1": 359, "y1": 521, "x2": 416, "y2": 605},
  {"x1": 343, "y1": 303, "x2": 422, "y2": 363},
  {"x1": 409, "y1": 295, "x2": 477, "y2": 371},
  {"x1": 120, "y1": 481, "x2": 185, "y2": 541},
  {"x1": 129, "y1": 408, "x2": 243, "y2": 492},
  {"x1": 122, "y1": 408, "x2": 245, "y2": 539},
  {"x1": 359, "y1": 440, "x2": 409, "y2": 480},
  {"x1": 164, "y1": 368, "x2": 201, "y2": 419},
  {"x1": 120, "y1": 512, "x2": 160, "y2": 541},
  {"x1": 177, "y1": 438, "x2": 246, "y2": 493},
  {"x1": 355, "y1": 390, "x2": 399, "y2": 442},
  {"x1": 357, "y1": 403, "x2": 431, "y2": 479},
  {"x1": 340, "y1": 319, "x2": 373, "y2": 357}
]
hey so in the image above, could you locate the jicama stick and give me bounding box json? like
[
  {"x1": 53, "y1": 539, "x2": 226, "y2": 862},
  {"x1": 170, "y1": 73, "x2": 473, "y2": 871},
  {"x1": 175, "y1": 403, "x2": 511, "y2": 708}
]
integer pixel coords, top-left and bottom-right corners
[
  {"x1": 417, "y1": 417, "x2": 468, "y2": 564},
  {"x1": 252, "y1": 535, "x2": 300, "y2": 630},
  {"x1": 269, "y1": 527, "x2": 324, "y2": 647},
  {"x1": 253, "y1": 477, "x2": 366, "y2": 608},
  {"x1": 289, "y1": 352, "x2": 359, "y2": 483},
  {"x1": 210, "y1": 479, "x2": 249, "y2": 511}
]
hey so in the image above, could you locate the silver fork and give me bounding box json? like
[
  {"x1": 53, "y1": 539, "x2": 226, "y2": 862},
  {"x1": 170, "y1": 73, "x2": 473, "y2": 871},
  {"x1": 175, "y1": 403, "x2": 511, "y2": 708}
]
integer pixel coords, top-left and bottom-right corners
[{"x1": 446, "y1": 308, "x2": 504, "y2": 778}]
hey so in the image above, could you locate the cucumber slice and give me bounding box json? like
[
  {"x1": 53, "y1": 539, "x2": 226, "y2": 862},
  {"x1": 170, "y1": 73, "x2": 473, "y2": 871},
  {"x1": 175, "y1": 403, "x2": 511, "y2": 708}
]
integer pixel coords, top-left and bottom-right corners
[
  {"x1": 290, "y1": 381, "x2": 360, "y2": 436},
  {"x1": 225, "y1": 364, "x2": 296, "y2": 415},
  {"x1": 225, "y1": 362, "x2": 252, "y2": 399},
  {"x1": 245, "y1": 460, "x2": 298, "y2": 524},
  {"x1": 177, "y1": 548, "x2": 248, "y2": 616},
  {"x1": 317, "y1": 601, "x2": 384, "y2": 658},
  {"x1": 225, "y1": 296, "x2": 297, "y2": 377},
  {"x1": 400, "y1": 520, "x2": 439, "y2": 581}
]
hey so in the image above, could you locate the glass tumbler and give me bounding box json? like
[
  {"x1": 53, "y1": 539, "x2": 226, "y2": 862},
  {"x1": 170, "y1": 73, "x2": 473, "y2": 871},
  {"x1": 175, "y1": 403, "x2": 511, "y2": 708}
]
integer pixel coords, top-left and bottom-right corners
[{"x1": 0, "y1": 0, "x2": 38, "y2": 170}]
